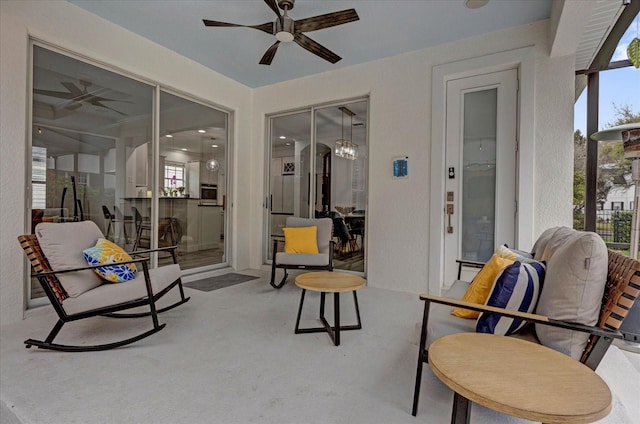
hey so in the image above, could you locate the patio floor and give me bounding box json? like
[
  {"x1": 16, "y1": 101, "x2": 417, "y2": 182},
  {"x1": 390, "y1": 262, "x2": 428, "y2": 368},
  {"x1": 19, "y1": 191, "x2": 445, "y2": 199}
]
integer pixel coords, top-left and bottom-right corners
[{"x1": 1, "y1": 268, "x2": 639, "y2": 424}]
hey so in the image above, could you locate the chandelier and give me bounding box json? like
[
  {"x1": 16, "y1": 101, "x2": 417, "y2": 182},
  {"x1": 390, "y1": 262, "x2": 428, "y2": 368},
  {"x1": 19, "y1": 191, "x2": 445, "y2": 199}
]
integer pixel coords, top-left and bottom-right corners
[{"x1": 335, "y1": 106, "x2": 358, "y2": 160}]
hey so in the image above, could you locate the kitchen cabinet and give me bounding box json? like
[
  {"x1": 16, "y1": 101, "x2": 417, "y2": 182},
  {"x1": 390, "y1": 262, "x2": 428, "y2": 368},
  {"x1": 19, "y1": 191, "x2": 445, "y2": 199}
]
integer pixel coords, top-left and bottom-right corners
[
  {"x1": 270, "y1": 156, "x2": 294, "y2": 214},
  {"x1": 186, "y1": 161, "x2": 200, "y2": 198},
  {"x1": 198, "y1": 205, "x2": 221, "y2": 250}
]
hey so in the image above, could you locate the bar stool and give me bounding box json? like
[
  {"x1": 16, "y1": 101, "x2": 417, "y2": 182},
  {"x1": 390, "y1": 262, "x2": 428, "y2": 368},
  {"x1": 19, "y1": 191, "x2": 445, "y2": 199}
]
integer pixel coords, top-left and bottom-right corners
[{"x1": 132, "y1": 207, "x2": 152, "y2": 251}]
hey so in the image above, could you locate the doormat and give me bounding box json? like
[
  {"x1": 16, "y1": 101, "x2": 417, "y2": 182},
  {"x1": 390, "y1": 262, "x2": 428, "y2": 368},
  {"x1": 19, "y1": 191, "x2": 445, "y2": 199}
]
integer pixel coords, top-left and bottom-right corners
[{"x1": 184, "y1": 273, "x2": 259, "y2": 292}]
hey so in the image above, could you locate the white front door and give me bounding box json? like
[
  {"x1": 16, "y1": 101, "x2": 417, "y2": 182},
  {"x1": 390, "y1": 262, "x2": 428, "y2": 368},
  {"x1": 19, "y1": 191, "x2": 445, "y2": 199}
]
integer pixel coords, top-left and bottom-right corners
[{"x1": 443, "y1": 69, "x2": 518, "y2": 284}]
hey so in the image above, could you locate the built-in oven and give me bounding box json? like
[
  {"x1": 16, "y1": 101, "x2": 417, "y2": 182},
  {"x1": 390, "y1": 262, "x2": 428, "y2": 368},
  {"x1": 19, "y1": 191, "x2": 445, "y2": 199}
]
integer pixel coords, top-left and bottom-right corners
[{"x1": 200, "y1": 184, "x2": 218, "y2": 204}]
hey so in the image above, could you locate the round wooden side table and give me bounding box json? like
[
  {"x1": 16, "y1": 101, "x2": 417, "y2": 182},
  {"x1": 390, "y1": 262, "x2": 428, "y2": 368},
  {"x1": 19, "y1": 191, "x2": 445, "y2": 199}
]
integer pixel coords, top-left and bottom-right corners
[
  {"x1": 429, "y1": 333, "x2": 612, "y2": 424},
  {"x1": 294, "y1": 271, "x2": 365, "y2": 346}
]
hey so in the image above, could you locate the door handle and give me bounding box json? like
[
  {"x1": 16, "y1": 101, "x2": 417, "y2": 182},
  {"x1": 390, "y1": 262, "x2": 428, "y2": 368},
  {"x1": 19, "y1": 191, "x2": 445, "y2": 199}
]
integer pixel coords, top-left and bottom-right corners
[{"x1": 446, "y1": 203, "x2": 454, "y2": 233}]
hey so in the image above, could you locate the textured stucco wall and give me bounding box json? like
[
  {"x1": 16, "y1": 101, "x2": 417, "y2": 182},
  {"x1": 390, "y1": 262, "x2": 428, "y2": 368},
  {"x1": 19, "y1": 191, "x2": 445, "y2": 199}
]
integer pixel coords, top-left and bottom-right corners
[
  {"x1": 252, "y1": 20, "x2": 575, "y2": 294},
  {"x1": 0, "y1": 1, "x2": 576, "y2": 325},
  {"x1": 0, "y1": 0, "x2": 252, "y2": 325}
]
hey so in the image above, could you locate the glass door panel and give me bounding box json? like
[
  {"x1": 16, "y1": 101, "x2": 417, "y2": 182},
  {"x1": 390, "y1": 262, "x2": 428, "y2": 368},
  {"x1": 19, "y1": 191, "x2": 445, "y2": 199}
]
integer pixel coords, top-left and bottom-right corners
[
  {"x1": 461, "y1": 89, "x2": 497, "y2": 262},
  {"x1": 314, "y1": 101, "x2": 368, "y2": 273},
  {"x1": 267, "y1": 111, "x2": 312, "y2": 259},
  {"x1": 31, "y1": 45, "x2": 153, "y2": 300},
  {"x1": 157, "y1": 91, "x2": 228, "y2": 270}
]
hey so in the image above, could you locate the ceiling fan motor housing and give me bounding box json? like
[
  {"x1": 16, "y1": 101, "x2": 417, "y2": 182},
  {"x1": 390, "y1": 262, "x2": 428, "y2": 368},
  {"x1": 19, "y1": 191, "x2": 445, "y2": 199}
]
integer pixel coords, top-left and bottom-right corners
[
  {"x1": 275, "y1": 16, "x2": 295, "y2": 42},
  {"x1": 278, "y1": 0, "x2": 295, "y2": 11}
]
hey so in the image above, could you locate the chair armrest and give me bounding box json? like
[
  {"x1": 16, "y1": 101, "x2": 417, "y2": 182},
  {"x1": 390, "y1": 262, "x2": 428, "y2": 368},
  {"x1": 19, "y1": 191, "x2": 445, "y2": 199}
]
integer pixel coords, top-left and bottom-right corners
[
  {"x1": 455, "y1": 259, "x2": 486, "y2": 267},
  {"x1": 128, "y1": 245, "x2": 178, "y2": 256},
  {"x1": 32, "y1": 257, "x2": 150, "y2": 277},
  {"x1": 455, "y1": 258, "x2": 485, "y2": 280},
  {"x1": 418, "y1": 293, "x2": 623, "y2": 340},
  {"x1": 129, "y1": 245, "x2": 180, "y2": 264}
]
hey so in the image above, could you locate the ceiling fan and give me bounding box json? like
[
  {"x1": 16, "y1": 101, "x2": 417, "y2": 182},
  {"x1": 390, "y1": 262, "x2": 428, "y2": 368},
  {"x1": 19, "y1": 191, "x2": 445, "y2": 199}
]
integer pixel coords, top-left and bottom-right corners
[
  {"x1": 34, "y1": 79, "x2": 129, "y2": 116},
  {"x1": 203, "y1": 0, "x2": 359, "y2": 65}
]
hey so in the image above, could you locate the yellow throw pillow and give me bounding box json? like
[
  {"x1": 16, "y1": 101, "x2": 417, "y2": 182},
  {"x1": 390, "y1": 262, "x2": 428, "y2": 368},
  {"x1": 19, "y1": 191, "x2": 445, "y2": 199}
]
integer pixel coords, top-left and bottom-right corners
[
  {"x1": 82, "y1": 238, "x2": 137, "y2": 283},
  {"x1": 451, "y1": 254, "x2": 514, "y2": 319},
  {"x1": 283, "y1": 226, "x2": 319, "y2": 254},
  {"x1": 495, "y1": 244, "x2": 534, "y2": 263}
]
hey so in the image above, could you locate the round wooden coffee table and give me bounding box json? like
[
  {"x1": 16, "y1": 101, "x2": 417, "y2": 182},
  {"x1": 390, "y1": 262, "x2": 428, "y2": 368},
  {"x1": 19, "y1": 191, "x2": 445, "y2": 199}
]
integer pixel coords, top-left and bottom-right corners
[
  {"x1": 429, "y1": 333, "x2": 612, "y2": 424},
  {"x1": 294, "y1": 271, "x2": 365, "y2": 346}
]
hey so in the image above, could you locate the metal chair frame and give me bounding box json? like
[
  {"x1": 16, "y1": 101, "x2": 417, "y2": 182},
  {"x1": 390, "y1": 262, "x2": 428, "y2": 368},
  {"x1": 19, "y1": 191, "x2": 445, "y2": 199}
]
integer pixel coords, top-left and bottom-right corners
[
  {"x1": 18, "y1": 234, "x2": 190, "y2": 352},
  {"x1": 411, "y1": 250, "x2": 640, "y2": 416},
  {"x1": 270, "y1": 238, "x2": 335, "y2": 289}
]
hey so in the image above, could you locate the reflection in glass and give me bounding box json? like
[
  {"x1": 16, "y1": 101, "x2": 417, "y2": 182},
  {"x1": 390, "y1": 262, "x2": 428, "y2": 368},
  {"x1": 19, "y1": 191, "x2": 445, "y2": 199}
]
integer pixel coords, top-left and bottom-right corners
[
  {"x1": 30, "y1": 45, "x2": 230, "y2": 301},
  {"x1": 266, "y1": 100, "x2": 367, "y2": 273},
  {"x1": 461, "y1": 88, "x2": 497, "y2": 262},
  {"x1": 31, "y1": 45, "x2": 153, "y2": 299},
  {"x1": 268, "y1": 111, "x2": 312, "y2": 259},
  {"x1": 155, "y1": 91, "x2": 228, "y2": 270}
]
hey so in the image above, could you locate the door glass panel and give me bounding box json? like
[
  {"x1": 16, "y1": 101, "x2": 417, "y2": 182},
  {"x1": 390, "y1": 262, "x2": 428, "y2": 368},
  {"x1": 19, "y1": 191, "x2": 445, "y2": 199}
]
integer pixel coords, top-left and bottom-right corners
[
  {"x1": 461, "y1": 89, "x2": 497, "y2": 262},
  {"x1": 267, "y1": 111, "x2": 312, "y2": 258},
  {"x1": 266, "y1": 101, "x2": 368, "y2": 273},
  {"x1": 157, "y1": 91, "x2": 228, "y2": 269},
  {"x1": 31, "y1": 45, "x2": 153, "y2": 300},
  {"x1": 314, "y1": 101, "x2": 368, "y2": 273}
]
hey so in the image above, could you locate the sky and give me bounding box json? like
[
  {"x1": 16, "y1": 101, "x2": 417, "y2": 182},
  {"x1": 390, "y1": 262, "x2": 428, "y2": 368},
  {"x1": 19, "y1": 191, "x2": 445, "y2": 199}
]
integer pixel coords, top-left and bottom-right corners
[{"x1": 574, "y1": 16, "x2": 640, "y2": 136}]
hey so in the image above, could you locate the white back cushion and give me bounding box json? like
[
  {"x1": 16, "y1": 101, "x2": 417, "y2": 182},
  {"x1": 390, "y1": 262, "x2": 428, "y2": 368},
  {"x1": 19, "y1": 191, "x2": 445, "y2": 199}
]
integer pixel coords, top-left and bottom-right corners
[
  {"x1": 535, "y1": 231, "x2": 608, "y2": 359},
  {"x1": 36, "y1": 221, "x2": 105, "y2": 297},
  {"x1": 531, "y1": 226, "x2": 560, "y2": 260}
]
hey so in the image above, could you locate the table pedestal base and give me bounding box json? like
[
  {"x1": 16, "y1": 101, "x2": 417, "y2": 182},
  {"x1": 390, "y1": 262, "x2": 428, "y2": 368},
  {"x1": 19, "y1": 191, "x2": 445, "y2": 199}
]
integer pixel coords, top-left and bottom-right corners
[
  {"x1": 452, "y1": 392, "x2": 471, "y2": 424},
  {"x1": 294, "y1": 289, "x2": 362, "y2": 346}
]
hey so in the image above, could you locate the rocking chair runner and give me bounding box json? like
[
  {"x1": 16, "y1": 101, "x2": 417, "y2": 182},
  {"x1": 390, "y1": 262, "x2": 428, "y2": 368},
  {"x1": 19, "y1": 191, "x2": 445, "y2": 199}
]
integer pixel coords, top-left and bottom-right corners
[{"x1": 18, "y1": 221, "x2": 190, "y2": 352}]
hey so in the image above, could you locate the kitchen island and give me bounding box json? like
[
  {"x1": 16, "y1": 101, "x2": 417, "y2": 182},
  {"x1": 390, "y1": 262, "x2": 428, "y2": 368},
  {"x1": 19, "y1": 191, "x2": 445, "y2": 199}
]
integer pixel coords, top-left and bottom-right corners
[{"x1": 123, "y1": 197, "x2": 223, "y2": 253}]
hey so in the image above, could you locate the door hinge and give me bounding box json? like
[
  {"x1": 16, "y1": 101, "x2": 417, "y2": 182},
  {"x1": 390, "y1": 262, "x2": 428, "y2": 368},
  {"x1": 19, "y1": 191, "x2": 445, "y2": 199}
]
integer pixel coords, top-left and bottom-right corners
[{"x1": 515, "y1": 200, "x2": 518, "y2": 214}]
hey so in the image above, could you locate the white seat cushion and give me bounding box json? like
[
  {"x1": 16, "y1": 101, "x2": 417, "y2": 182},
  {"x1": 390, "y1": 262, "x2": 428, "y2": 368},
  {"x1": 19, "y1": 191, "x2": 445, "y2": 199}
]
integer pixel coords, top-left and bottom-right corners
[
  {"x1": 275, "y1": 252, "x2": 330, "y2": 267},
  {"x1": 425, "y1": 281, "x2": 476, "y2": 348},
  {"x1": 63, "y1": 264, "x2": 181, "y2": 315}
]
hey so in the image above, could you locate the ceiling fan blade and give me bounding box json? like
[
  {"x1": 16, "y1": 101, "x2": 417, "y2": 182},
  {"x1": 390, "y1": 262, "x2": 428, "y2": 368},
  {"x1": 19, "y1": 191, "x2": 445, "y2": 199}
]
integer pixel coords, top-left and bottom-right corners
[
  {"x1": 259, "y1": 41, "x2": 280, "y2": 65},
  {"x1": 34, "y1": 89, "x2": 74, "y2": 100},
  {"x1": 203, "y1": 19, "x2": 273, "y2": 35},
  {"x1": 293, "y1": 33, "x2": 341, "y2": 64},
  {"x1": 93, "y1": 102, "x2": 128, "y2": 116},
  {"x1": 64, "y1": 102, "x2": 83, "y2": 111},
  {"x1": 203, "y1": 19, "x2": 245, "y2": 27},
  {"x1": 61, "y1": 82, "x2": 84, "y2": 97},
  {"x1": 264, "y1": 0, "x2": 281, "y2": 18},
  {"x1": 295, "y1": 9, "x2": 359, "y2": 33}
]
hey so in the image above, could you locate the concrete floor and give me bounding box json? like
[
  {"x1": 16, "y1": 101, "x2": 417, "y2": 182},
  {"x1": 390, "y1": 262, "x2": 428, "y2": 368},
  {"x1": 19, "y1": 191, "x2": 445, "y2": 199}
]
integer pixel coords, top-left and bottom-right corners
[{"x1": 1, "y1": 269, "x2": 639, "y2": 424}]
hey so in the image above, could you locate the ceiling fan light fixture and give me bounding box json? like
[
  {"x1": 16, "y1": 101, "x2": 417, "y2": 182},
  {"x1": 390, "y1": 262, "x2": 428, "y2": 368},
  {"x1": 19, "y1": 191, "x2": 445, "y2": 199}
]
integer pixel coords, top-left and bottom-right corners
[
  {"x1": 465, "y1": 0, "x2": 489, "y2": 9},
  {"x1": 275, "y1": 31, "x2": 294, "y2": 43},
  {"x1": 275, "y1": 16, "x2": 295, "y2": 42}
]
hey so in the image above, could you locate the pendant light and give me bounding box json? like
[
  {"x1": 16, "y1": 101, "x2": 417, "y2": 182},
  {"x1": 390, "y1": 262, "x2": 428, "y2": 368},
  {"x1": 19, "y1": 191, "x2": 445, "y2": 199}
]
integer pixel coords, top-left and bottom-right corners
[{"x1": 335, "y1": 106, "x2": 358, "y2": 160}]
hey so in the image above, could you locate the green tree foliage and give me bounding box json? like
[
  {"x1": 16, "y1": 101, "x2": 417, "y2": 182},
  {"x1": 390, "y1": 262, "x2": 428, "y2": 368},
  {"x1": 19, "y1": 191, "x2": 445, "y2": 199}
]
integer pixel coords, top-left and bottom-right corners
[{"x1": 573, "y1": 104, "x2": 639, "y2": 229}]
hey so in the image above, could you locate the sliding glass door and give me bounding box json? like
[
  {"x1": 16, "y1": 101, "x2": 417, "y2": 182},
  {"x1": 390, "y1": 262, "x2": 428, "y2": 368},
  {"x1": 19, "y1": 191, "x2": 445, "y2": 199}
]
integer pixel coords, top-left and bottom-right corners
[
  {"x1": 265, "y1": 100, "x2": 368, "y2": 273},
  {"x1": 29, "y1": 43, "x2": 229, "y2": 302}
]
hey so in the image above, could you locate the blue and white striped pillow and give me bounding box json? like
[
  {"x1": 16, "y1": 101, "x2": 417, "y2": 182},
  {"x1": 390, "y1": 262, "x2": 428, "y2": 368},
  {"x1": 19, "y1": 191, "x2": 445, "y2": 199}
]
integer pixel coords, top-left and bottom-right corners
[{"x1": 476, "y1": 261, "x2": 546, "y2": 336}]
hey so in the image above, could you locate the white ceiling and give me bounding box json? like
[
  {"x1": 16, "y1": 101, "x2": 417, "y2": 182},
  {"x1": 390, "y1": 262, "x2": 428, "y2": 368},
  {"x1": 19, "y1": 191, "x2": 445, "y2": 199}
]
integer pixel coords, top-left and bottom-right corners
[{"x1": 68, "y1": 0, "x2": 553, "y2": 88}]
